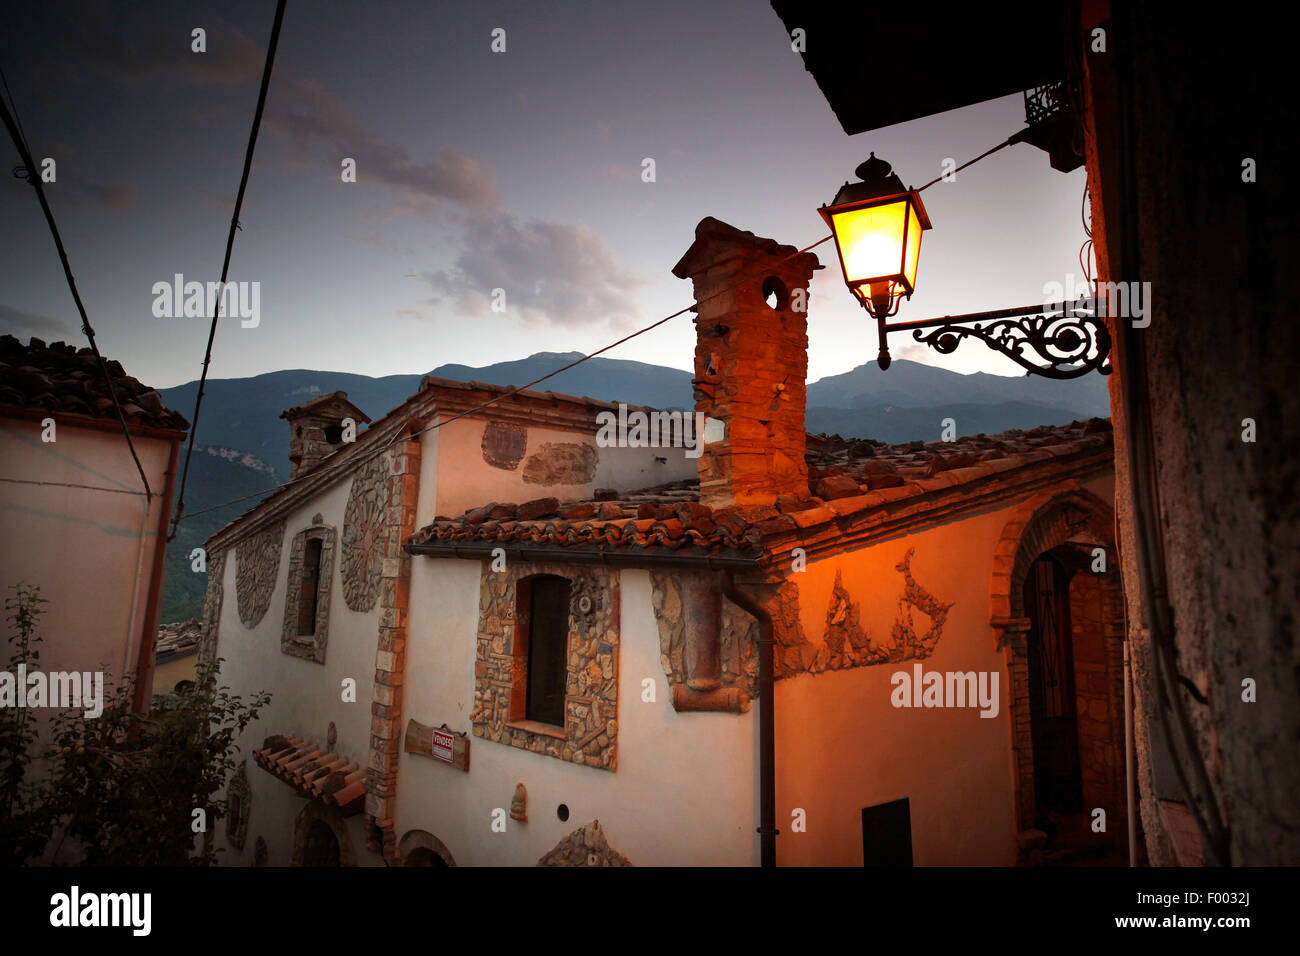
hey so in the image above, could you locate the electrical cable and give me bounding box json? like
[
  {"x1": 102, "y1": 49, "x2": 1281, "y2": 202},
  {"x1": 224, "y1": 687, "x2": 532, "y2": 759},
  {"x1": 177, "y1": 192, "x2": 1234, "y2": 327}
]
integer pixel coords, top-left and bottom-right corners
[
  {"x1": 0, "y1": 476, "x2": 147, "y2": 496},
  {"x1": 1079, "y1": 181, "x2": 1094, "y2": 286},
  {"x1": 168, "y1": 0, "x2": 288, "y2": 542},
  {"x1": 914, "y1": 128, "x2": 1033, "y2": 193},
  {"x1": 164, "y1": 117, "x2": 1045, "y2": 527},
  {"x1": 180, "y1": 233, "x2": 834, "y2": 522},
  {"x1": 0, "y1": 74, "x2": 153, "y2": 501}
]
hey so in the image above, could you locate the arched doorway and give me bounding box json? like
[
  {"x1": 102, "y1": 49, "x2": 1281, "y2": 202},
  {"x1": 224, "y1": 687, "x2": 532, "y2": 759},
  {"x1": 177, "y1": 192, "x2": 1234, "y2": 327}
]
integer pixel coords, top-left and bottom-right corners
[
  {"x1": 398, "y1": 829, "x2": 457, "y2": 867},
  {"x1": 991, "y1": 486, "x2": 1132, "y2": 863},
  {"x1": 403, "y1": 846, "x2": 449, "y2": 867},
  {"x1": 302, "y1": 820, "x2": 341, "y2": 867},
  {"x1": 291, "y1": 803, "x2": 356, "y2": 866},
  {"x1": 1024, "y1": 551, "x2": 1082, "y2": 820}
]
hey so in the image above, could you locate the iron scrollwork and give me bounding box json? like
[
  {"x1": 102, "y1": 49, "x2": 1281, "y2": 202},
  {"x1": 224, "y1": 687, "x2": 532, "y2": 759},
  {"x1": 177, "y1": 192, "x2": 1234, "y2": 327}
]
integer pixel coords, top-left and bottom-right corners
[{"x1": 909, "y1": 307, "x2": 1112, "y2": 379}]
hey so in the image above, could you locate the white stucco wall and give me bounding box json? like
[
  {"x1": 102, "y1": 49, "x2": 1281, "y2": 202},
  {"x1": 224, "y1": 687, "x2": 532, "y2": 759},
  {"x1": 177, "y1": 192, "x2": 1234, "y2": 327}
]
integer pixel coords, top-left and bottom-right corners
[
  {"x1": 776, "y1": 472, "x2": 1115, "y2": 866},
  {"x1": 397, "y1": 563, "x2": 758, "y2": 866},
  {"x1": 0, "y1": 416, "x2": 174, "y2": 709},
  {"x1": 214, "y1": 479, "x2": 383, "y2": 866},
  {"x1": 432, "y1": 417, "x2": 696, "y2": 518}
]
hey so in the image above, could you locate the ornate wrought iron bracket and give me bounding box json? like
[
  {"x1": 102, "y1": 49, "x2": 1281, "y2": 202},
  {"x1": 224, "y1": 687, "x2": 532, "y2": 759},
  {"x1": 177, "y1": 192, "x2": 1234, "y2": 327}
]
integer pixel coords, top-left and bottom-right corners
[
  {"x1": 1024, "y1": 82, "x2": 1069, "y2": 128},
  {"x1": 878, "y1": 302, "x2": 1112, "y2": 379}
]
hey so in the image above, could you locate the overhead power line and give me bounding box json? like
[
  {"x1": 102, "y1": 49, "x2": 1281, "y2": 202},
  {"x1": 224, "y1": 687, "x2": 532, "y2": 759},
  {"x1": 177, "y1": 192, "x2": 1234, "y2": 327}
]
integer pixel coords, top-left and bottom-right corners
[
  {"x1": 181, "y1": 233, "x2": 835, "y2": 522},
  {"x1": 0, "y1": 68, "x2": 153, "y2": 501},
  {"x1": 168, "y1": 0, "x2": 289, "y2": 542}
]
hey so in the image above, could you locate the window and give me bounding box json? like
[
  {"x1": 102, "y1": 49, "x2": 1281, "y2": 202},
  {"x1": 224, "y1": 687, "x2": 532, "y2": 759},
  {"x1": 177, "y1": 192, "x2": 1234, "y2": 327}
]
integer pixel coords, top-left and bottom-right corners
[
  {"x1": 297, "y1": 538, "x2": 323, "y2": 636},
  {"x1": 861, "y1": 798, "x2": 913, "y2": 866},
  {"x1": 473, "y1": 564, "x2": 619, "y2": 770},
  {"x1": 281, "y1": 523, "x2": 337, "y2": 663},
  {"x1": 519, "y1": 575, "x2": 571, "y2": 728}
]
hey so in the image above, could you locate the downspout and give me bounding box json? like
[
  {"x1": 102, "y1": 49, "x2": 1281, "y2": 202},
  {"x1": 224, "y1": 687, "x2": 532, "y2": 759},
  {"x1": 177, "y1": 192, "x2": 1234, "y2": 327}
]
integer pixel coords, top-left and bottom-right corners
[
  {"x1": 120, "y1": 494, "x2": 151, "y2": 690},
  {"x1": 132, "y1": 437, "x2": 179, "y2": 714},
  {"x1": 721, "y1": 571, "x2": 775, "y2": 868},
  {"x1": 1124, "y1": 635, "x2": 1136, "y2": 865}
]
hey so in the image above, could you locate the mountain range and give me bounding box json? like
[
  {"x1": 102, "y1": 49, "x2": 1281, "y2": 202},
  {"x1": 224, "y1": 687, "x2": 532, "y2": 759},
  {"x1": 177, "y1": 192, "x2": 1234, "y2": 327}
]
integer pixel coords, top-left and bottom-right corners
[{"x1": 156, "y1": 351, "x2": 1109, "y2": 620}]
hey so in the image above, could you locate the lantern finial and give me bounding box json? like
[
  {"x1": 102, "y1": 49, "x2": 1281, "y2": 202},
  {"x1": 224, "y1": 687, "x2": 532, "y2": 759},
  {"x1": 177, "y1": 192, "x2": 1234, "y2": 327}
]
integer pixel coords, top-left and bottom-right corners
[{"x1": 854, "y1": 152, "x2": 893, "y2": 184}]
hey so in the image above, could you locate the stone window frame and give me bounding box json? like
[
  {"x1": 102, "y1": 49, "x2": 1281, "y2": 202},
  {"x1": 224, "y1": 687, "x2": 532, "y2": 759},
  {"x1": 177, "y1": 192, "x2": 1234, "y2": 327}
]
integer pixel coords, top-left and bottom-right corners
[
  {"x1": 471, "y1": 561, "x2": 619, "y2": 771},
  {"x1": 399, "y1": 828, "x2": 457, "y2": 867},
  {"x1": 281, "y1": 519, "x2": 337, "y2": 663}
]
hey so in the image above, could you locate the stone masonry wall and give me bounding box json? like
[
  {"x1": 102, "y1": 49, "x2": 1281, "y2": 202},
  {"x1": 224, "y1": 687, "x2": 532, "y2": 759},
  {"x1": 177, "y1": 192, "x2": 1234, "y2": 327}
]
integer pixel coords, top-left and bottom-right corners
[
  {"x1": 673, "y1": 218, "x2": 821, "y2": 508},
  {"x1": 235, "y1": 520, "x2": 285, "y2": 628},
  {"x1": 198, "y1": 549, "x2": 226, "y2": 670},
  {"x1": 471, "y1": 562, "x2": 620, "y2": 771},
  {"x1": 279, "y1": 519, "x2": 337, "y2": 664},
  {"x1": 364, "y1": 433, "x2": 421, "y2": 862}
]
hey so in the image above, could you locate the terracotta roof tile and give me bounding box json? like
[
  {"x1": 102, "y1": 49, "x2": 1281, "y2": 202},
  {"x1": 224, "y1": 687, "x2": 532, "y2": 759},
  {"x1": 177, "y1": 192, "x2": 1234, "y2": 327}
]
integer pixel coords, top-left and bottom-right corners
[
  {"x1": 0, "y1": 335, "x2": 188, "y2": 431},
  {"x1": 252, "y1": 734, "x2": 366, "y2": 816},
  {"x1": 406, "y1": 419, "x2": 1113, "y2": 562}
]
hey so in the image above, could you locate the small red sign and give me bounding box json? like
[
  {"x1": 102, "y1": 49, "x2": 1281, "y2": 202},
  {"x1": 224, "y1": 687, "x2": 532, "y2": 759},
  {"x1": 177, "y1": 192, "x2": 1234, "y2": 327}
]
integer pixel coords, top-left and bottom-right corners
[{"x1": 432, "y1": 730, "x2": 455, "y2": 763}]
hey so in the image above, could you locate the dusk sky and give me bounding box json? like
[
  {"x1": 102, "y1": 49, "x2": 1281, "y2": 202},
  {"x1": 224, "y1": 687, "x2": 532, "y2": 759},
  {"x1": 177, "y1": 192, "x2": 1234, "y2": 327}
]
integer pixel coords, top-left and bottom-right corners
[{"x1": 1, "y1": 0, "x2": 1089, "y2": 390}]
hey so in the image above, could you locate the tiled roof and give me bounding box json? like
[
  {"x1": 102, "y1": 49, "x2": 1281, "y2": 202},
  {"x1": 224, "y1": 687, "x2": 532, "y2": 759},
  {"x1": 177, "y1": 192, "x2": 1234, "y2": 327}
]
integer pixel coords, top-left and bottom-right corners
[
  {"x1": 0, "y1": 334, "x2": 189, "y2": 431},
  {"x1": 280, "y1": 389, "x2": 372, "y2": 423},
  {"x1": 414, "y1": 372, "x2": 665, "y2": 417},
  {"x1": 407, "y1": 418, "x2": 1113, "y2": 562},
  {"x1": 409, "y1": 479, "x2": 763, "y2": 559},
  {"x1": 252, "y1": 735, "x2": 366, "y2": 815},
  {"x1": 155, "y1": 619, "x2": 200, "y2": 663},
  {"x1": 206, "y1": 371, "x2": 678, "y2": 552}
]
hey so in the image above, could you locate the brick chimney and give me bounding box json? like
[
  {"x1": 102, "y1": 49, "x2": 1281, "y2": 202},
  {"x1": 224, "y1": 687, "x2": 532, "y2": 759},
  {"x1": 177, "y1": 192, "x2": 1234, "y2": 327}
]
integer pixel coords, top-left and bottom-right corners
[
  {"x1": 672, "y1": 217, "x2": 821, "y2": 508},
  {"x1": 279, "y1": 391, "x2": 371, "y2": 479}
]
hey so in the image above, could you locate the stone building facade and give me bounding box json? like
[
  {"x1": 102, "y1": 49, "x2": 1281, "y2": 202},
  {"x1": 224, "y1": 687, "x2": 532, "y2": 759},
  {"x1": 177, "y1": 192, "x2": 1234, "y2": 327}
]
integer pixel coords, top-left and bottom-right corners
[{"x1": 207, "y1": 219, "x2": 1121, "y2": 867}]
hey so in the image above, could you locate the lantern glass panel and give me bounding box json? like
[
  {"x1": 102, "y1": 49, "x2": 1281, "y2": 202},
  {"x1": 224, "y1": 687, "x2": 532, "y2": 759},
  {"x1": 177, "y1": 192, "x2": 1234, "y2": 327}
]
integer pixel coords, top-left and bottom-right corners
[
  {"x1": 830, "y1": 198, "x2": 908, "y2": 295},
  {"x1": 903, "y1": 201, "x2": 923, "y2": 295}
]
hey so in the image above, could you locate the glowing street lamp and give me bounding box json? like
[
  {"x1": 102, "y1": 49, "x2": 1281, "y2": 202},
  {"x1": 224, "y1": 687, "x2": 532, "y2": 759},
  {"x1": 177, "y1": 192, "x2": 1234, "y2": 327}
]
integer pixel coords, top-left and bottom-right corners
[
  {"x1": 820, "y1": 153, "x2": 931, "y2": 368},
  {"x1": 818, "y1": 152, "x2": 1110, "y2": 378}
]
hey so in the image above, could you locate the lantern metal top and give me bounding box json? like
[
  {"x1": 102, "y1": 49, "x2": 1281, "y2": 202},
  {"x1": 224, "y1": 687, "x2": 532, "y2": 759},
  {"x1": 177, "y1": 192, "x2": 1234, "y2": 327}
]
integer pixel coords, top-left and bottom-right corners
[
  {"x1": 829, "y1": 152, "x2": 906, "y2": 206},
  {"x1": 821, "y1": 153, "x2": 932, "y2": 230}
]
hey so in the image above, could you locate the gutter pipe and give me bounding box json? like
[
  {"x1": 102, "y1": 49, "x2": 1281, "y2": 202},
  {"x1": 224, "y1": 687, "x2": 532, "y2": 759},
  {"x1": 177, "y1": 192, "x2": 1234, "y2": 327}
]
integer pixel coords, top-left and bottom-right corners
[{"x1": 722, "y1": 570, "x2": 776, "y2": 868}]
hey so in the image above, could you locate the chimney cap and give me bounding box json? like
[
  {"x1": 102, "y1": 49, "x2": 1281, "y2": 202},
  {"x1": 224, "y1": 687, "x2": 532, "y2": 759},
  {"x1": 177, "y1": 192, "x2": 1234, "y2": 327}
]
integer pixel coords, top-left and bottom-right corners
[
  {"x1": 279, "y1": 390, "x2": 372, "y2": 423},
  {"x1": 671, "y1": 216, "x2": 821, "y2": 281}
]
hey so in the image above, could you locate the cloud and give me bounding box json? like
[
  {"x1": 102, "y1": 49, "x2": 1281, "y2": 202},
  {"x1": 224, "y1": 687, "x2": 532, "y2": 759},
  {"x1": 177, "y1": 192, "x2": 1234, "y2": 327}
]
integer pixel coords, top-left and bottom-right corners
[
  {"x1": 421, "y1": 214, "x2": 643, "y2": 330},
  {"x1": 596, "y1": 162, "x2": 642, "y2": 183},
  {"x1": 0, "y1": 305, "x2": 75, "y2": 338},
  {"x1": 894, "y1": 343, "x2": 938, "y2": 364},
  {"x1": 65, "y1": 3, "x2": 497, "y2": 214},
  {"x1": 266, "y1": 77, "x2": 500, "y2": 211},
  {"x1": 70, "y1": 182, "x2": 136, "y2": 210},
  {"x1": 65, "y1": 4, "x2": 263, "y2": 87}
]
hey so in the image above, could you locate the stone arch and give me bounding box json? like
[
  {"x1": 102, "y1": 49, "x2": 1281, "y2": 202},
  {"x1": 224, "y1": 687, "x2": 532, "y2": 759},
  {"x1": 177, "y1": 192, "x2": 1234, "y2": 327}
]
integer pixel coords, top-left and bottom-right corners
[
  {"x1": 398, "y1": 828, "x2": 457, "y2": 867},
  {"x1": 988, "y1": 483, "x2": 1128, "y2": 850},
  {"x1": 990, "y1": 484, "x2": 1115, "y2": 641},
  {"x1": 291, "y1": 802, "x2": 356, "y2": 866}
]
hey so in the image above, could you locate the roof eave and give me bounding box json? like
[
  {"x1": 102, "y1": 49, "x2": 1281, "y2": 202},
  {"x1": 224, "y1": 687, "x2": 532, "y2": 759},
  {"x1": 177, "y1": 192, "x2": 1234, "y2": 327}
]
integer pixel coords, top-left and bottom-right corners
[{"x1": 404, "y1": 539, "x2": 763, "y2": 571}]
